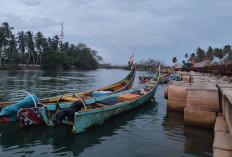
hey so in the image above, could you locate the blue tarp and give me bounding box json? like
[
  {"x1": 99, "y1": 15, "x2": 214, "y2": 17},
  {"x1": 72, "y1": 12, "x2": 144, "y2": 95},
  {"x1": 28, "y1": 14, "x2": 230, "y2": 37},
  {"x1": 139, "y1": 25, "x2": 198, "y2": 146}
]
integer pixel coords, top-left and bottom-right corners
[{"x1": 0, "y1": 94, "x2": 39, "y2": 117}]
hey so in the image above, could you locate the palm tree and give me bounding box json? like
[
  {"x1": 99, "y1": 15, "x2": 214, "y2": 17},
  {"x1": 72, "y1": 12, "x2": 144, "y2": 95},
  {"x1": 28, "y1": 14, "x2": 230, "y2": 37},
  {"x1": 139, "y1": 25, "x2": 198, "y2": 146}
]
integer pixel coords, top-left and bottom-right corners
[
  {"x1": 62, "y1": 41, "x2": 69, "y2": 52},
  {"x1": 172, "y1": 57, "x2": 177, "y2": 64},
  {"x1": 41, "y1": 38, "x2": 48, "y2": 48},
  {"x1": 25, "y1": 31, "x2": 35, "y2": 65},
  {"x1": 182, "y1": 60, "x2": 186, "y2": 66},
  {"x1": 78, "y1": 43, "x2": 87, "y2": 50},
  {"x1": 34, "y1": 31, "x2": 44, "y2": 64},
  {"x1": 223, "y1": 45, "x2": 231, "y2": 60},
  {"x1": 2, "y1": 22, "x2": 13, "y2": 39},
  {"x1": 184, "y1": 53, "x2": 188, "y2": 59},
  {"x1": 0, "y1": 22, "x2": 14, "y2": 64},
  {"x1": 52, "y1": 35, "x2": 59, "y2": 51},
  {"x1": 17, "y1": 31, "x2": 26, "y2": 57},
  {"x1": 190, "y1": 53, "x2": 195, "y2": 58},
  {"x1": 214, "y1": 48, "x2": 224, "y2": 64},
  {"x1": 9, "y1": 34, "x2": 17, "y2": 53},
  {"x1": 47, "y1": 37, "x2": 52, "y2": 47},
  {"x1": 223, "y1": 45, "x2": 232, "y2": 62},
  {"x1": 69, "y1": 44, "x2": 76, "y2": 65},
  {"x1": 0, "y1": 28, "x2": 4, "y2": 64},
  {"x1": 206, "y1": 46, "x2": 214, "y2": 61},
  {"x1": 8, "y1": 34, "x2": 18, "y2": 64},
  {"x1": 196, "y1": 47, "x2": 205, "y2": 62}
]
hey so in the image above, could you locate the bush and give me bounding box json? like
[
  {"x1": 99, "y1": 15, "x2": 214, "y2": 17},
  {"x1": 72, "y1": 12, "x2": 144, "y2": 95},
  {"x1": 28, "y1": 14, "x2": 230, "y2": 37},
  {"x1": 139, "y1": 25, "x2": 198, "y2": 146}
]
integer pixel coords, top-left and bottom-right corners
[
  {"x1": 74, "y1": 48, "x2": 98, "y2": 70},
  {"x1": 41, "y1": 47, "x2": 71, "y2": 70}
]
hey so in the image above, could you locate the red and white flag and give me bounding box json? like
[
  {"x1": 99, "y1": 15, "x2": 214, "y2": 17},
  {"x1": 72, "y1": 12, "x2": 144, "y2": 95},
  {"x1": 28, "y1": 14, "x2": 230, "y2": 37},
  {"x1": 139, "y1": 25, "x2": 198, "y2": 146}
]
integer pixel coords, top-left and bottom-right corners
[{"x1": 130, "y1": 54, "x2": 134, "y2": 65}]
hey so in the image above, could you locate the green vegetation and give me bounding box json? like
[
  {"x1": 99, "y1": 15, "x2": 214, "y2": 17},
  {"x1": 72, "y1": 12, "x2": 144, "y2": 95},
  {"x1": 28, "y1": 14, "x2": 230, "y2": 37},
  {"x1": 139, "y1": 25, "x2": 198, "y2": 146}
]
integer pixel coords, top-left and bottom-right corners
[
  {"x1": 136, "y1": 59, "x2": 165, "y2": 71},
  {"x1": 0, "y1": 22, "x2": 102, "y2": 70},
  {"x1": 174, "y1": 44, "x2": 232, "y2": 67},
  {"x1": 172, "y1": 57, "x2": 177, "y2": 64}
]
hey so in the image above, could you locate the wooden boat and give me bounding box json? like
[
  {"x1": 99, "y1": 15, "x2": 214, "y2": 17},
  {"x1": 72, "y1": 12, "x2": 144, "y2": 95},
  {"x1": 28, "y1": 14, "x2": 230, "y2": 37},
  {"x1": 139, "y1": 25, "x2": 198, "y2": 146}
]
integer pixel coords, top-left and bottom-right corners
[
  {"x1": 0, "y1": 65, "x2": 136, "y2": 125},
  {"x1": 139, "y1": 75, "x2": 153, "y2": 83},
  {"x1": 139, "y1": 73, "x2": 169, "y2": 83},
  {"x1": 160, "y1": 73, "x2": 181, "y2": 83},
  {"x1": 42, "y1": 68, "x2": 160, "y2": 133}
]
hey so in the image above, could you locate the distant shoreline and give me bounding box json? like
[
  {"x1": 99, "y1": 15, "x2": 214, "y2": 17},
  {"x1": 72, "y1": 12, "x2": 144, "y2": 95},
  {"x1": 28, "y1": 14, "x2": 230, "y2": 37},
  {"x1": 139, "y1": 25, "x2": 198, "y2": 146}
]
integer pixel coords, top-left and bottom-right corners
[
  {"x1": 0, "y1": 64, "x2": 41, "y2": 70},
  {"x1": 0, "y1": 64, "x2": 161, "y2": 72},
  {"x1": 0, "y1": 64, "x2": 129, "y2": 71}
]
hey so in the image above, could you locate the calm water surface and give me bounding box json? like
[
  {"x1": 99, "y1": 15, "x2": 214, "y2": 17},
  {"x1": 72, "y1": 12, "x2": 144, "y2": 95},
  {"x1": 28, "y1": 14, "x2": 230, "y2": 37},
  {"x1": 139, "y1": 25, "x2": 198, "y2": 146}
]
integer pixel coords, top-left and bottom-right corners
[{"x1": 0, "y1": 69, "x2": 213, "y2": 157}]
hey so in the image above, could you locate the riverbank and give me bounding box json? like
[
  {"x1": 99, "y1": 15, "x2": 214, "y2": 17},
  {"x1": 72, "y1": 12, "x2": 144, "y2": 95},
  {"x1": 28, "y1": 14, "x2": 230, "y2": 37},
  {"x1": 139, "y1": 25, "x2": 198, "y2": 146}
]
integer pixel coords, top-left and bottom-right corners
[
  {"x1": 0, "y1": 65, "x2": 98, "y2": 71},
  {"x1": 0, "y1": 64, "x2": 41, "y2": 70},
  {"x1": 165, "y1": 71, "x2": 232, "y2": 157}
]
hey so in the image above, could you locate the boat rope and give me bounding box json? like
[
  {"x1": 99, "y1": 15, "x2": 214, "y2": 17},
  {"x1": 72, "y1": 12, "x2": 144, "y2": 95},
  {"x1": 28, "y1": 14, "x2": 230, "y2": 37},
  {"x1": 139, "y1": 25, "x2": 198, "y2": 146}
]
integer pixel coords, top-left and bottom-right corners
[
  {"x1": 11, "y1": 90, "x2": 37, "y2": 107},
  {"x1": 75, "y1": 95, "x2": 87, "y2": 111},
  {"x1": 56, "y1": 93, "x2": 87, "y2": 111},
  {"x1": 56, "y1": 93, "x2": 74, "y2": 104}
]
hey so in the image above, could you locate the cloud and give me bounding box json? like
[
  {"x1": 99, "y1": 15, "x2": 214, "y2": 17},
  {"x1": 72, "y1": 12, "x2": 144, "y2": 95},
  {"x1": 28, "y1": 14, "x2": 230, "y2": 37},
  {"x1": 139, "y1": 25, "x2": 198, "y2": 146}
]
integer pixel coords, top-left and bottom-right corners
[{"x1": 0, "y1": 0, "x2": 232, "y2": 65}]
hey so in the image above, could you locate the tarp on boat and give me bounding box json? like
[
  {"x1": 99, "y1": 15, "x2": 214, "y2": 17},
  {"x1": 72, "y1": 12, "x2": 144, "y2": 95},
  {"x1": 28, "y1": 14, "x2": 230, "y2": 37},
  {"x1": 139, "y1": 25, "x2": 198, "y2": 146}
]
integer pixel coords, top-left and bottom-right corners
[
  {"x1": 0, "y1": 94, "x2": 39, "y2": 117},
  {"x1": 52, "y1": 100, "x2": 83, "y2": 124}
]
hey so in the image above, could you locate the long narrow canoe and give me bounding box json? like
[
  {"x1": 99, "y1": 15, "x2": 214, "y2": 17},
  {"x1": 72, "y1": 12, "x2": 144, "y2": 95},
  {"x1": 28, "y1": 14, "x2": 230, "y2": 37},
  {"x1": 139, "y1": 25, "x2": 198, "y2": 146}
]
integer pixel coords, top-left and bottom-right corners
[
  {"x1": 0, "y1": 65, "x2": 136, "y2": 124},
  {"x1": 139, "y1": 73, "x2": 170, "y2": 83},
  {"x1": 42, "y1": 68, "x2": 160, "y2": 133},
  {"x1": 160, "y1": 73, "x2": 181, "y2": 83}
]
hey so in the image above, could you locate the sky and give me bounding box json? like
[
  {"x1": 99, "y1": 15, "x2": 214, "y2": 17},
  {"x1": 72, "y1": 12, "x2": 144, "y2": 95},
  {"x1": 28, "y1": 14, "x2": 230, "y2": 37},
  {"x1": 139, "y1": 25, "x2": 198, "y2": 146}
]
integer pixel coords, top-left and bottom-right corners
[{"x1": 0, "y1": 0, "x2": 232, "y2": 65}]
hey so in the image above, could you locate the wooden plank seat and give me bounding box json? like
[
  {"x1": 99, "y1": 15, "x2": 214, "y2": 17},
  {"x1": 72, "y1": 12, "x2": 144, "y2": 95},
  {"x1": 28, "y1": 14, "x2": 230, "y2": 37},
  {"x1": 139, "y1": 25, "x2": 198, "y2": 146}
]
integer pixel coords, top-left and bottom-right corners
[{"x1": 95, "y1": 103, "x2": 108, "y2": 107}]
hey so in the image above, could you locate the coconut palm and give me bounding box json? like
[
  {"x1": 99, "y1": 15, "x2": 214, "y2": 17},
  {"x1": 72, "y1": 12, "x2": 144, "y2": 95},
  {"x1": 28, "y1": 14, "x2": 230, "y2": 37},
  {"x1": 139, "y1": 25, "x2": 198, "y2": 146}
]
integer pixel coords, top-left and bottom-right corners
[
  {"x1": 17, "y1": 31, "x2": 26, "y2": 57},
  {"x1": 184, "y1": 53, "x2": 188, "y2": 59},
  {"x1": 0, "y1": 28, "x2": 4, "y2": 64},
  {"x1": 69, "y1": 44, "x2": 76, "y2": 64},
  {"x1": 47, "y1": 37, "x2": 52, "y2": 47},
  {"x1": 206, "y1": 46, "x2": 214, "y2": 61},
  {"x1": 41, "y1": 38, "x2": 48, "y2": 48},
  {"x1": 9, "y1": 34, "x2": 17, "y2": 53},
  {"x1": 1, "y1": 22, "x2": 13, "y2": 39},
  {"x1": 182, "y1": 60, "x2": 186, "y2": 66},
  {"x1": 62, "y1": 41, "x2": 69, "y2": 52},
  {"x1": 0, "y1": 22, "x2": 14, "y2": 64},
  {"x1": 25, "y1": 31, "x2": 35, "y2": 65},
  {"x1": 196, "y1": 47, "x2": 205, "y2": 62},
  {"x1": 52, "y1": 35, "x2": 59, "y2": 51},
  {"x1": 8, "y1": 34, "x2": 18, "y2": 64},
  {"x1": 34, "y1": 31, "x2": 44, "y2": 64},
  {"x1": 214, "y1": 48, "x2": 224, "y2": 63},
  {"x1": 223, "y1": 45, "x2": 231, "y2": 59},
  {"x1": 172, "y1": 57, "x2": 177, "y2": 64}
]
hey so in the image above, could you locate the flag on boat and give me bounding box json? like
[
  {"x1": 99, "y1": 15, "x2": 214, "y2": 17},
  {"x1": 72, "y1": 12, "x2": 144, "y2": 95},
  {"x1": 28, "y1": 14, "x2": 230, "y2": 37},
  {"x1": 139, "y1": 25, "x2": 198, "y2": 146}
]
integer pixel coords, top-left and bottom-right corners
[{"x1": 130, "y1": 54, "x2": 134, "y2": 65}]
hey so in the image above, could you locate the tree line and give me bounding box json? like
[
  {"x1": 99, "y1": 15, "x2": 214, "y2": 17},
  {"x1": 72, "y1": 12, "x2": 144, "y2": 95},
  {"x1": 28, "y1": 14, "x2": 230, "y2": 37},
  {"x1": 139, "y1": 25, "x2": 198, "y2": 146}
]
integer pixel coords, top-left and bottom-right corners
[
  {"x1": 0, "y1": 22, "x2": 103, "y2": 70},
  {"x1": 172, "y1": 45, "x2": 232, "y2": 66},
  {"x1": 136, "y1": 59, "x2": 165, "y2": 71}
]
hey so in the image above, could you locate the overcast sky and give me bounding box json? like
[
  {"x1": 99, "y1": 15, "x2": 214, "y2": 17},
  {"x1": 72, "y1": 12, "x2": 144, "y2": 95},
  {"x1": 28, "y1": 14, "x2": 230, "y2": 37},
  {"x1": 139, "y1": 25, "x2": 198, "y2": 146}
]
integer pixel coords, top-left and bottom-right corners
[{"x1": 0, "y1": 0, "x2": 232, "y2": 65}]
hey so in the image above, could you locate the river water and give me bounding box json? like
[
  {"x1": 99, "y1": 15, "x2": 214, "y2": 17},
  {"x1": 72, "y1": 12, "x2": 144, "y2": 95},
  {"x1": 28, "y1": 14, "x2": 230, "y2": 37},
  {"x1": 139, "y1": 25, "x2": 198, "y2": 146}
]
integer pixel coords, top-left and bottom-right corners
[{"x1": 0, "y1": 69, "x2": 213, "y2": 157}]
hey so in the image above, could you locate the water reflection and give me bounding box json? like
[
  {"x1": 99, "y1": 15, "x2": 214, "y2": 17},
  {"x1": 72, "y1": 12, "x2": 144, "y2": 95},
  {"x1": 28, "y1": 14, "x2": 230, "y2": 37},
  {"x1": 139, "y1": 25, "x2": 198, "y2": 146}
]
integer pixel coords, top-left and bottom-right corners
[{"x1": 162, "y1": 111, "x2": 213, "y2": 157}]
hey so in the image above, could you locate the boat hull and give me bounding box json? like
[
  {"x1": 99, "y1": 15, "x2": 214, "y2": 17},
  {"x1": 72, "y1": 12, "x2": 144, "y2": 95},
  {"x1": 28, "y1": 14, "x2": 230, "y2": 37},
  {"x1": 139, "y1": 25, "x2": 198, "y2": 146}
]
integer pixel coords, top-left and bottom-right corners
[{"x1": 73, "y1": 82, "x2": 158, "y2": 133}]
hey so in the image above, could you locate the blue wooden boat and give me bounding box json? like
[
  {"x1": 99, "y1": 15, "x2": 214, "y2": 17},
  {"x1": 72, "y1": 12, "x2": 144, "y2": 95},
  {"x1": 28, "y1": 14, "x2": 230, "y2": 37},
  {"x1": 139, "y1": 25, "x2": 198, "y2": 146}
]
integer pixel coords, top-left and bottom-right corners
[
  {"x1": 42, "y1": 68, "x2": 160, "y2": 133},
  {"x1": 160, "y1": 73, "x2": 181, "y2": 83}
]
